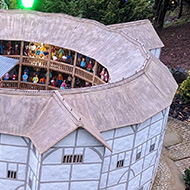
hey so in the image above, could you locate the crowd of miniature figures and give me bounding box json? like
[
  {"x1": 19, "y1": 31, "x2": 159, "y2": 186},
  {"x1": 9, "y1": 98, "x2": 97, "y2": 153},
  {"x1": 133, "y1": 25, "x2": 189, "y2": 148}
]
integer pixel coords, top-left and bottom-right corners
[
  {"x1": 0, "y1": 40, "x2": 20, "y2": 55},
  {"x1": 0, "y1": 40, "x2": 109, "y2": 88},
  {"x1": 3, "y1": 66, "x2": 88, "y2": 89},
  {"x1": 20, "y1": 67, "x2": 74, "y2": 89}
]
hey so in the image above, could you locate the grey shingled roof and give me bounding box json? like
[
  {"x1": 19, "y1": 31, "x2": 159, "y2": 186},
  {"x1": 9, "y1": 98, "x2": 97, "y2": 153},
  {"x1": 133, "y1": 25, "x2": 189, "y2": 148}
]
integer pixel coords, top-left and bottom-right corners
[
  {"x1": 107, "y1": 19, "x2": 164, "y2": 50},
  {"x1": 0, "y1": 10, "x2": 177, "y2": 154}
]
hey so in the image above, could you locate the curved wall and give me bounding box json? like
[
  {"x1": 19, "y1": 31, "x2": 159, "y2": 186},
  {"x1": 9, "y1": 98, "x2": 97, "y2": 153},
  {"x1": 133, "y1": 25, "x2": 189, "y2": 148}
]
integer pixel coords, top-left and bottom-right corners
[{"x1": 0, "y1": 107, "x2": 169, "y2": 190}]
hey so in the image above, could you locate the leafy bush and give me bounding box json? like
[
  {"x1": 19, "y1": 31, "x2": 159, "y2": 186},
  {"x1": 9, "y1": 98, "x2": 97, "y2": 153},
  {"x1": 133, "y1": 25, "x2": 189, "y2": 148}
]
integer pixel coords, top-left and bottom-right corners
[
  {"x1": 179, "y1": 70, "x2": 190, "y2": 103},
  {"x1": 183, "y1": 168, "x2": 190, "y2": 189}
]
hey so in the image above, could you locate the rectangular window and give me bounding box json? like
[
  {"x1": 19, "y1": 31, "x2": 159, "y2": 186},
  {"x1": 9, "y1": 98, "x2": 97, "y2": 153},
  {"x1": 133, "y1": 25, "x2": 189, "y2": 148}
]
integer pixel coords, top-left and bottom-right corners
[
  {"x1": 117, "y1": 160, "x2": 124, "y2": 168},
  {"x1": 149, "y1": 143, "x2": 155, "y2": 152},
  {"x1": 136, "y1": 152, "x2": 141, "y2": 161},
  {"x1": 63, "y1": 155, "x2": 83, "y2": 164},
  {"x1": 7, "y1": 170, "x2": 17, "y2": 179}
]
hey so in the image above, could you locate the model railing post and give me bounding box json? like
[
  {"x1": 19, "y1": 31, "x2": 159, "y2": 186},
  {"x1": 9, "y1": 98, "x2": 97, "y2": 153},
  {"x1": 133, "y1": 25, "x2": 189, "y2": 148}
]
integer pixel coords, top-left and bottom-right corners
[
  {"x1": 92, "y1": 61, "x2": 98, "y2": 85},
  {"x1": 18, "y1": 41, "x2": 24, "y2": 88},
  {"x1": 71, "y1": 52, "x2": 77, "y2": 88},
  {"x1": 46, "y1": 46, "x2": 52, "y2": 90}
]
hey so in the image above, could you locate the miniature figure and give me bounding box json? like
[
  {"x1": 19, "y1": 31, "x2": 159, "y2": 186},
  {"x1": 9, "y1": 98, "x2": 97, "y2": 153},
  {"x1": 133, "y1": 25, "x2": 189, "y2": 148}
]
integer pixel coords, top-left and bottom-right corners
[
  {"x1": 39, "y1": 77, "x2": 46, "y2": 84},
  {"x1": 60, "y1": 80, "x2": 67, "y2": 90},
  {"x1": 53, "y1": 53, "x2": 58, "y2": 61},
  {"x1": 50, "y1": 77, "x2": 56, "y2": 87},
  {"x1": 56, "y1": 73, "x2": 63, "y2": 86},
  {"x1": 36, "y1": 45, "x2": 41, "y2": 57},
  {"x1": 6, "y1": 41, "x2": 12, "y2": 55},
  {"x1": 100, "y1": 68, "x2": 105, "y2": 80},
  {"x1": 12, "y1": 72, "x2": 17, "y2": 80},
  {"x1": 87, "y1": 61, "x2": 92, "y2": 72},
  {"x1": 0, "y1": 40, "x2": 3, "y2": 55},
  {"x1": 58, "y1": 48, "x2": 64, "y2": 60},
  {"x1": 14, "y1": 44, "x2": 19, "y2": 55},
  {"x1": 30, "y1": 43, "x2": 36, "y2": 57},
  {"x1": 80, "y1": 58, "x2": 86, "y2": 68},
  {"x1": 62, "y1": 54, "x2": 67, "y2": 62},
  {"x1": 104, "y1": 71, "x2": 108, "y2": 82},
  {"x1": 24, "y1": 46, "x2": 29, "y2": 56},
  {"x1": 22, "y1": 72, "x2": 28, "y2": 82},
  {"x1": 40, "y1": 43, "x2": 46, "y2": 58},
  {"x1": 32, "y1": 74, "x2": 39, "y2": 83},
  {"x1": 4, "y1": 73, "x2": 9, "y2": 80}
]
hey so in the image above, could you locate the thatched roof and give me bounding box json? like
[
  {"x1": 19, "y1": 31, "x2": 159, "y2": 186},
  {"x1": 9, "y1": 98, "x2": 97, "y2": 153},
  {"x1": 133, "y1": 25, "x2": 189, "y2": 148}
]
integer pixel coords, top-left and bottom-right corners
[
  {"x1": 0, "y1": 89, "x2": 111, "y2": 154},
  {"x1": 0, "y1": 10, "x2": 177, "y2": 154},
  {"x1": 108, "y1": 19, "x2": 164, "y2": 50},
  {"x1": 0, "y1": 10, "x2": 147, "y2": 82},
  {"x1": 60, "y1": 54, "x2": 177, "y2": 132}
]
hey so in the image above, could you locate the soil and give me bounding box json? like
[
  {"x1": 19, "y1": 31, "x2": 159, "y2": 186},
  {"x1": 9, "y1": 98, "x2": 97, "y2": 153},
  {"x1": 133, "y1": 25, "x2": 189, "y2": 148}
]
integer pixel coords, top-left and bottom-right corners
[
  {"x1": 169, "y1": 94, "x2": 190, "y2": 122},
  {"x1": 159, "y1": 22, "x2": 190, "y2": 71},
  {"x1": 157, "y1": 22, "x2": 190, "y2": 123}
]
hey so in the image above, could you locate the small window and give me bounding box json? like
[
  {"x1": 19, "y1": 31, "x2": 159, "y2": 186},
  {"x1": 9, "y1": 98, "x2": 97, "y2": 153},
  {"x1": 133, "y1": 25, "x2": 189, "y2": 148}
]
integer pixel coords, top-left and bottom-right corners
[
  {"x1": 63, "y1": 155, "x2": 83, "y2": 164},
  {"x1": 7, "y1": 170, "x2": 17, "y2": 179},
  {"x1": 117, "y1": 160, "x2": 124, "y2": 168},
  {"x1": 149, "y1": 143, "x2": 155, "y2": 152},
  {"x1": 138, "y1": 187, "x2": 143, "y2": 190},
  {"x1": 29, "y1": 178, "x2": 32, "y2": 189},
  {"x1": 136, "y1": 152, "x2": 141, "y2": 161}
]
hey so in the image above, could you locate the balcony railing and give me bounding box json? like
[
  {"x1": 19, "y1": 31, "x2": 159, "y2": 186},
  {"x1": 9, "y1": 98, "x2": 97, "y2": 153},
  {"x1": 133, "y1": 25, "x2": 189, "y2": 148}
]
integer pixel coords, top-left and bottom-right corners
[
  {"x1": 94, "y1": 76, "x2": 105, "y2": 85},
  {"x1": 22, "y1": 56, "x2": 48, "y2": 68},
  {"x1": 20, "y1": 81, "x2": 46, "y2": 90},
  {"x1": 2, "y1": 81, "x2": 60, "y2": 91},
  {"x1": 75, "y1": 67, "x2": 94, "y2": 83},
  {"x1": 2, "y1": 80, "x2": 18, "y2": 88},
  {"x1": 50, "y1": 60, "x2": 73, "y2": 75},
  {"x1": 1, "y1": 55, "x2": 106, "y2": 89}
]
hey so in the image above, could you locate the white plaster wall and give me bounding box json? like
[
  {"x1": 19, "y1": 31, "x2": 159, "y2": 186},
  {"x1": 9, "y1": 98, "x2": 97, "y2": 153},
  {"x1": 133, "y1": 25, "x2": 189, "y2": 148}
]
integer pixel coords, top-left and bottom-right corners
[
  {"x1": 40, "y1": 182, "x2": 69, "y2": 190},
  {"x1": 41, "y1": 165, "x2": 71, "y2": 181},
  {"x1": 27, "y1": 142, "x2": 41, "y2": 190},
  {"x1": 40, "y1": 128, "x2": 104, "y2": 190},
  {"x1": 0, "y1": 107, "x2": 169, "y2": 190},
  {"x1": 0, "y1": 134, "x2": 28, "y2": 190},
  {"x1": 0, "y1": 145, "x2": 28, "y2": 163},
  {"x1": 100, "y1": 107, "x2": 169, "y2": 190},
  {"x1": 0, "y1": 179, "x2": 24, "y2": 190},
  {"x1": 70, "y1": 181, "x2": 99, "y2": 190}
]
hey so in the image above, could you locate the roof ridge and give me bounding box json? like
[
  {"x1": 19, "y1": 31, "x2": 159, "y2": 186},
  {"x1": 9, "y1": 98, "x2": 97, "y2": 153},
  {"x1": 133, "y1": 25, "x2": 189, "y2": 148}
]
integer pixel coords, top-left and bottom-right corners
[
  {"x1": 107, "y1": 19, "x2": 150, "y2": 28},
  {"x1": 26, "y1": 96, "x2": 53, "y2": 136},
  {"x1": 53, "y1": 90, "x2": 82, "y2": 125}
]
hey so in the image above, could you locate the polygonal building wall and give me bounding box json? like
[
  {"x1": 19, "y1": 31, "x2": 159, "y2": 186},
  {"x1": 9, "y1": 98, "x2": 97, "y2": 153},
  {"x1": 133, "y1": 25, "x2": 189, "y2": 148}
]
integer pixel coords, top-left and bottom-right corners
[{"x1": 0, "y1": 107, "x2": 169, "y2": 190}]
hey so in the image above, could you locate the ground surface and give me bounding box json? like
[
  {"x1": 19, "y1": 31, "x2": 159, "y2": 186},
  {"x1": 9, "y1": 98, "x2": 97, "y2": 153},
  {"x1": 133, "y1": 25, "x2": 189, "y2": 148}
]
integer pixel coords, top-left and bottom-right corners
[
  {"x1": 159, "y1": 2, "x2": 190, "y2": 71},
  {"x1": 158, "y1": 20, "x2": 190, "y2": 123},
  {"x1": 159, "y1": 22, "x2": 190, "y2": 71},
  {"x1": 152, "y1": 117, "x2": 190, "y2": 190}
]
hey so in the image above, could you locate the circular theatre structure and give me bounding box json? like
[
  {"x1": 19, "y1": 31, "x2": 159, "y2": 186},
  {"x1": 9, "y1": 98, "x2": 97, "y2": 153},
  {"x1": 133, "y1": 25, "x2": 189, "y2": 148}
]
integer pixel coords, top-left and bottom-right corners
[{"x1": 0, "y1": 10, "x2": 177, "y2": 190}]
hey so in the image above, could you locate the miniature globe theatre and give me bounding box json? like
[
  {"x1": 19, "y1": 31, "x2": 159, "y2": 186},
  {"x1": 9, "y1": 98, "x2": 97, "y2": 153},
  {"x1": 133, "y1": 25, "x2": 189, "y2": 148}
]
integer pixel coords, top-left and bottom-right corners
[{"x1": 0, "y1": 10, "x2": 177, "y2": 190}]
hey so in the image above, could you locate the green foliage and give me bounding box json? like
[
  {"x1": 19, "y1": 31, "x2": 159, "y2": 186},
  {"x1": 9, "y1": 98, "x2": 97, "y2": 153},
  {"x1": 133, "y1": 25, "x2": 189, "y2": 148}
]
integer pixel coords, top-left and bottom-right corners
[
  {"x1": 0, "y1": 0, "x2": 8, "y2": 9},
  {"x1": 183, "y1": 168, "x2": 190, "y2": 187},
  {"x1": 2, "y1": 0, "x2": 155, "y2": 24},
  {"x1": 179, "y1": 70, "x2": 190, "y2": 103},
  {"x1": 39, "y1": 0, "x2": 154, "y2": 25},
  {"x1": 40, "y1": 0, "x2": 70, "y2": 13}
]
